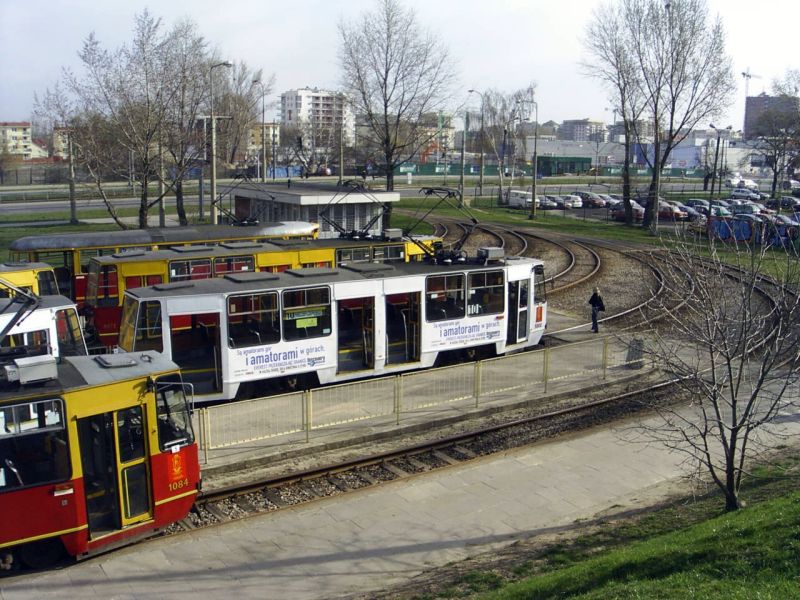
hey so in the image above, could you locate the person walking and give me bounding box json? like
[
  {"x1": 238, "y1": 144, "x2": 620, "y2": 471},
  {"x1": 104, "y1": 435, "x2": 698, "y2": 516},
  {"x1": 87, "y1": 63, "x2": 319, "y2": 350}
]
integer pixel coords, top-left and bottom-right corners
[{"x1": 589, "y1": 287, "x2": 605, "y2": 333}]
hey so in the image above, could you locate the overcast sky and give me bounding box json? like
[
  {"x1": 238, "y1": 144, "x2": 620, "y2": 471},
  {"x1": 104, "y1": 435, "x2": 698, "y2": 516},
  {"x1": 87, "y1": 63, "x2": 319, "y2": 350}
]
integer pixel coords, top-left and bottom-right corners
[{"x1": 1, "y1": 0, "x2": 796, "y2": 130}]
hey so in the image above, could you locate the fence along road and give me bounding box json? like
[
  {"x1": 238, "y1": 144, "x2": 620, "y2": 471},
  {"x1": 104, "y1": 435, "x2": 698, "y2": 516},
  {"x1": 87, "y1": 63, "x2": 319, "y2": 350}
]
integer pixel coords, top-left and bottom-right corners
[{"x1": 194, "y1": 333, "x2": 649, "y2": 471}]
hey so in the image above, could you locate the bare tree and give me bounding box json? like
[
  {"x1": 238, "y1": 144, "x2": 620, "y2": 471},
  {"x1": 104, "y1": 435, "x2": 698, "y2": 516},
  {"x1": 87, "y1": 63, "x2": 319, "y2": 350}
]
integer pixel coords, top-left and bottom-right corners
[
  {"x1": 637, "y1": 234, "x2": 800, "y2": 510},
  {"x1": 586, "y1": 0, "x2": 734, "y2": 229},
  {"x1": 338, "y1": 0, "x2": 456, "y2": 192},
  {"x1": 582, "y1": 1, "x2": 647, "y2": 225},
  {"x1": 751, "y1": 108, "x2": 800, "y2": 199},
  {"x1": 481, "y1": 87, "x2": 533, "y2": 203}
]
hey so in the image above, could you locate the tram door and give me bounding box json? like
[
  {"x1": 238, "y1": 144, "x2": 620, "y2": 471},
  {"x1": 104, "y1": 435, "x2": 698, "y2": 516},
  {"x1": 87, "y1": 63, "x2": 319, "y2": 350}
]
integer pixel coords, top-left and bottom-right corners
[
  {"x1": 169, "y1": 313, "x2": 222, "y2": 395},
  {"x1": 386, "y1": 292, "x2": 421, "y2": 365},
  {"x1": 506, "y1": 279, "x2": 529, "y2": 345},
  {"x1": 337, "y1": 297, "x2": 374, "y2": 372},
  {"x1": 77, "y1": 406, "x2": 151, "y2": 538}
]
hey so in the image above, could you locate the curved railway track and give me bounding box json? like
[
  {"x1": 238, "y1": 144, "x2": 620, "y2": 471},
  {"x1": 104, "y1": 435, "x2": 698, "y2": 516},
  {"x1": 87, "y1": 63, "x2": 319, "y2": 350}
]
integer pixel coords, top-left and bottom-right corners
[{"x1": 8, "y1": 217, "x2": 790, "y2": 578}]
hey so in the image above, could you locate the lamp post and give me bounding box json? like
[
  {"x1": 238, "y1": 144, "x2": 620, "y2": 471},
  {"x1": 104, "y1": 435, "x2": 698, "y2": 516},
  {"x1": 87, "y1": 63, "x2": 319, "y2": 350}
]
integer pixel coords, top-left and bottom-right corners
[
  {"x1": 530, "y1": 100, "x2": 538, "y2": 220},
  {"x1": 272, "y1": 128, "x2": 277, "y2": 181},
  {"x1": 709, "y1": 124, "x2": 731, "y2": 199},
  {"x1": 252, "y1": 78, "x2": 267, "y2": 183},
  {"x1": 210, "y1": 60, "x2": 232, "y2": 224},
  {"x1": 468, "y1": 89, "x2": 485, "y2": 197},
  {"x1": 517, "y1": 97, "x2": 538, "y2": 219}
]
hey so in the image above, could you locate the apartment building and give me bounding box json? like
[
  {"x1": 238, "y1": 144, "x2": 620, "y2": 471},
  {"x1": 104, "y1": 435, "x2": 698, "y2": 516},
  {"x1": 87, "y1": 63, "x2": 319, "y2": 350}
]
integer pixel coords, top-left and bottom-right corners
[
  {"x1": 558, "y1": 119, "x2": 606, "y2": 142},
  {"x1": 280, "y1": 88, "x2": 355, "y2": 147},
  {"x1": 0, "y1": 121, "x2": 33, "y2": 159}
]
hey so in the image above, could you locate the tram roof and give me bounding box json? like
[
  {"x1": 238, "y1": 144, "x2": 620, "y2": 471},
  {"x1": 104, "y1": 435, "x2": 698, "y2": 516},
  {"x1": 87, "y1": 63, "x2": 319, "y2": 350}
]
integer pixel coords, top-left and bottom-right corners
[
  {"x1": 9, "y1": 222, "x2": 318, "y2": 252},
  {"x1": 0, "y1": 294, "x2": 75, "y2": 317},
  {"x1": 125, "y1": 255, "x2": 543, "y2": 301},
  {"x1": 90, "y1": 235, "x2": 440, "y2": 265},
  {"x1": 0, "y1": 261, "x2": 54, "y2": 273},
  {"x1": 0, "y1": 351, "x2": 179, "y2": 402}
]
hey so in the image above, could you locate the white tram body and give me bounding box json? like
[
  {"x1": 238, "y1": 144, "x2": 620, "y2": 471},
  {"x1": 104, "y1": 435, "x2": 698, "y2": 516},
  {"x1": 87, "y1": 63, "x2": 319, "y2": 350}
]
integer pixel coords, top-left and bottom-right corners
[
  {"x1": 0, "y1": 295, "x2": 87, "y2": 373},
  {"x1": 117, "y1": 251, "x2": 547, "y2": 402}
]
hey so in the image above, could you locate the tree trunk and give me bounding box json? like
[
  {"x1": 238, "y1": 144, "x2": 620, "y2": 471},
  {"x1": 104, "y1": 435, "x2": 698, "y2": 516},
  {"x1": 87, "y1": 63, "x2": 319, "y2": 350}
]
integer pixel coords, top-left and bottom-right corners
[
  {"x1": 138, "y1": 174, "x2": 149, "y2": 228},
  {"x1": 176, "y1": 178, "x2": 188, "y2": 226}
]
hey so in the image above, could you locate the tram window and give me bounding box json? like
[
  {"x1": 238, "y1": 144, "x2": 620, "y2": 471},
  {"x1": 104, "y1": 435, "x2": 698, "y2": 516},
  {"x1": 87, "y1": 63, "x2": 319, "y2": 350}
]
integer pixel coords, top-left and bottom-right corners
[
  {"x1": 55, "y1": 308, "x2": 86, "y2": 356},
  {"x1": 227, "y1": 292, "x2": 280, "y2": 348},
  {"x1": 87, "y1": 264, "x2": 119, "y2": 307},
  {"x1": 426, "y1": 274, "x2": 465, "y2": 321},
  {"x1": 214, "y1": 255, "x2": 255, "y2": 276},
  {"x1": 125, "y1": 274, "x2": 163, "y2": 289},
  {"x1": 0, "y1": 329, "x2": 49, "y2": 358},
  {"x1": 467, "y1": 270, "x2": 504, "y2": 316},
  {"x1": 282, "y1": 286, "x2": 331, "y2": 341},
  {"x1": 372, "y1": 245, "x2": 405, "y2": 263},
  {"x1": 169, "y1": 259, "x2": 212, "y2": 282},
  {"x1": 336, "y1": 247, "x2": 370, "y2": 264},
  {"x1": 155, "y1": 377, "x2": 195, "y2": 451},
  {"x1": 0, "y1": 399, "x2": 69, "y2": 492},
  {"x1": 117, "y1": 406, "x2": 145, "y2": 463},
  {"x1": 37, "y1": 270, "x2": 60, "y2": 295},
  {"x1": 120, "y1": 299, "x2": 162, "y2": 353}
]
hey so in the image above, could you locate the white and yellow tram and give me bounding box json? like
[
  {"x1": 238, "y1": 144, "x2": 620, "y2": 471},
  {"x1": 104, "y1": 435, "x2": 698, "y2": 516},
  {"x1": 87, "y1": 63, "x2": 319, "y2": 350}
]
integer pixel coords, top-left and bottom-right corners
[{"x1": 116, "y1": 249, "x2": 547, "y2": 402}]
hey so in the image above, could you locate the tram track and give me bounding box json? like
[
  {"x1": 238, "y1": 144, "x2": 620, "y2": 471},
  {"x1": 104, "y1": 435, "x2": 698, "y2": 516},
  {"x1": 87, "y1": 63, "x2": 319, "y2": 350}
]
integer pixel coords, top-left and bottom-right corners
[{"x1": 185, "y1": 375, "x2": 678, "y2": 532}]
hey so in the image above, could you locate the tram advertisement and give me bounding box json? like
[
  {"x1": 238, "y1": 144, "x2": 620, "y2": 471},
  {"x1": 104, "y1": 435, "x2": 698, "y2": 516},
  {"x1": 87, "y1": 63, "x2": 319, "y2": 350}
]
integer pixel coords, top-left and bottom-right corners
[
  {"x1": 232, "y1": 342, "x2": 327, "y2": 377},
  {"x1": 429, "y1": 318, "x2": 502, "y2": 349}
]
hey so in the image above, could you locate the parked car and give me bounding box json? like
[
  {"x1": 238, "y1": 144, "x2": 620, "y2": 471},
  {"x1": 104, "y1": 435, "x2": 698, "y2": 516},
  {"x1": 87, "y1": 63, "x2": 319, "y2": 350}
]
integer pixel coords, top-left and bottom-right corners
[
  {"x1": 709, "y1": 199, "x2": 731, "y2": 208},
  {"x1": 539, "y1": 196, "x2": 558, "y2": 210},
  {"x1": 611, "y1": 200, "x2": 645, "y2": 222},
  {"x1": 547, "y1": 195, "x2": 571, "y2": 209},
  {"x1": 774, "y1": 196, "x2": 800, "y2": 210},
  {"x1": 564, "y1": 194, "x2": 583, "y2": 208},
  {"x1": 730, "y1": 187, "x2": 760, "y2": 201},
  {"x1": 697, "y1": 205, "x2": 732, "y2": 217},
  {"x1": 671, "y1": 202, "x2": 703, "y2": 222},
  {"x1": 657, "y1": 201, "x2": 687, "y2": 221},
  {"x1": 598, "y1": 193, "x2": 618, "y2": 206},
  {"x1": 684, "y1": 198, "x2": 710, "y2": 210},
  {"x1": 572, "y1": 191, "x2": 605, "y2": 207}
]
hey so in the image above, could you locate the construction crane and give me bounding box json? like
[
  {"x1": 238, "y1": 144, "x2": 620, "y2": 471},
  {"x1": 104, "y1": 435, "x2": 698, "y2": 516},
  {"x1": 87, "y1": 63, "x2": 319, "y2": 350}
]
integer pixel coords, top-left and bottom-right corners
[{"x1": 741, "y1": 68, "x2": 762, "y2": 98}]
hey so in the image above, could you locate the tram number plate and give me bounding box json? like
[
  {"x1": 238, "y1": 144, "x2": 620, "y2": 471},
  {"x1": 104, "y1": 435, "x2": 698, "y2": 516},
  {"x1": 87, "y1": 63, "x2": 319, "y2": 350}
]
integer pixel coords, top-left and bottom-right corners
[{"x1": 168, "y1": 478, "x2": 190, "y2": 492}]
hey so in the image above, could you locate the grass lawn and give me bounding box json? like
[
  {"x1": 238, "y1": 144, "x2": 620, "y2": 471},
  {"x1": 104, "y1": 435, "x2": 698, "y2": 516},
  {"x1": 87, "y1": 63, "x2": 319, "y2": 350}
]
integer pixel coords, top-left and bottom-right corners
[{"x1": 394, "y1": 448, "x2": 800, "y2": 599}]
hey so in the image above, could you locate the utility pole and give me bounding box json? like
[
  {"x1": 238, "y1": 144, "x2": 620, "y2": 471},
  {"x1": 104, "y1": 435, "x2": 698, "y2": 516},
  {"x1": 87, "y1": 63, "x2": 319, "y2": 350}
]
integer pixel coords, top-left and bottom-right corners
[{"x1": 210, "y1": 61, "x2": 232, "y2": 225}]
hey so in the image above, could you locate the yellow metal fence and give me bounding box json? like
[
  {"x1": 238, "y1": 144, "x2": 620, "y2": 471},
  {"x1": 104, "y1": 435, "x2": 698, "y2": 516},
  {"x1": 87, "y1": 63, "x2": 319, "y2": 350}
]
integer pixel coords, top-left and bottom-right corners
[{"x1": 193, "y1": 335, "x2": 650, "y2": 461}]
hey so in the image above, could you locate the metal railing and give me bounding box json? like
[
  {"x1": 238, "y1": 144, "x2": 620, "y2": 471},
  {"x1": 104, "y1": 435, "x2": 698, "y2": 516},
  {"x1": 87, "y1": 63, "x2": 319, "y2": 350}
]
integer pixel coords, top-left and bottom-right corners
[{"x1": 192, "y1": 335, "x2": 651, "y2": 463}]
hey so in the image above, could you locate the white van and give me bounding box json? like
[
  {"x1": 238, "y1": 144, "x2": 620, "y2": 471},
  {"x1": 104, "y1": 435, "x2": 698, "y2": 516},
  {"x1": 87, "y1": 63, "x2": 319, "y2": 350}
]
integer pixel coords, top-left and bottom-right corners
[{"x1": 507, "y1": 189, "x2": 537, "y2": 209}]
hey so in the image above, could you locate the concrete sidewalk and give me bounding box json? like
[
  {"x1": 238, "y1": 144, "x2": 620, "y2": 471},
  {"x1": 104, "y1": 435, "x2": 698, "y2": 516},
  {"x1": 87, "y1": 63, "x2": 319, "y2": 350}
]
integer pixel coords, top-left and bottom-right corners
[{"x1": 9, "y1": 401, "x2": 797, "y2": 600}]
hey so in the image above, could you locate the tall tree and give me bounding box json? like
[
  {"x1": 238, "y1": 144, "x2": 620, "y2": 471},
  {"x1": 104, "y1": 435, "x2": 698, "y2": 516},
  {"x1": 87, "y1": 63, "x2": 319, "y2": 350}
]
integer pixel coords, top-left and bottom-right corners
[
  {"x1": 582, "y1": 2, "x2": 647, "y2": 225},
  {"x1": 585, "y1": 0, "x2": 734, "y2": 230},
  {"x1": 338, "y1": 0, "x2": 456, "y2": 192},
  {"x1": 480, "y1": 86, "x2": 534, "y2": 203},
  {"x1": 638, "y1": 234, "x2": 800, "y2": 511}
]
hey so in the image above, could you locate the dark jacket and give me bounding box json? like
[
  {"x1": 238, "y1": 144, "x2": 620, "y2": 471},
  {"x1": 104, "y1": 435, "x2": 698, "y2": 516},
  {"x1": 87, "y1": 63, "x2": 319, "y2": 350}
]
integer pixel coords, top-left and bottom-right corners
[{"x1": 589, "y1": 292, "x2": 605, "y2": 311}]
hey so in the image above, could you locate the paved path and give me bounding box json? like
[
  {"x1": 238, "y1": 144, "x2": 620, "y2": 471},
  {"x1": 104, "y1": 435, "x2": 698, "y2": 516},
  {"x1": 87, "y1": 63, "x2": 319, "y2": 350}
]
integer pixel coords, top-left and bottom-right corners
[{"x1": 6, "y1": 401, "x2": 798, "y2": 600}]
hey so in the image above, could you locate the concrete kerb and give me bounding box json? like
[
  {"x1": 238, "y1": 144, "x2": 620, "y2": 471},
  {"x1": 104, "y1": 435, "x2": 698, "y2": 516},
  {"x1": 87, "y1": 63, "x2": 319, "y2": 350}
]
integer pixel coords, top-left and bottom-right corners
[{"x1": 200, "y1": 369, "x2": 662, "y2": 488}]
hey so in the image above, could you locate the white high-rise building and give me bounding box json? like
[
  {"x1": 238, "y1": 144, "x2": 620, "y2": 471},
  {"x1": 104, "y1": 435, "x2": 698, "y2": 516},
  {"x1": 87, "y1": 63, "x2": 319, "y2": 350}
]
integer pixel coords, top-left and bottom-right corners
[{"x1": 280, "y1": 88, "x2": 356, "y2": 148}]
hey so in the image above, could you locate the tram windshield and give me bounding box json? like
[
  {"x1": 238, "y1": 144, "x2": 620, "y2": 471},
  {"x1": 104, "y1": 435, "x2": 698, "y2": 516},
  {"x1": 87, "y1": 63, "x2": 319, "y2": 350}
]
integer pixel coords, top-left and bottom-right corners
[
  {"x1": 154, "y1": 375, "x2": 195, "y2": 451},
  {"x1": 0, "y1": 399, "x2": 69, "y2": 492}
]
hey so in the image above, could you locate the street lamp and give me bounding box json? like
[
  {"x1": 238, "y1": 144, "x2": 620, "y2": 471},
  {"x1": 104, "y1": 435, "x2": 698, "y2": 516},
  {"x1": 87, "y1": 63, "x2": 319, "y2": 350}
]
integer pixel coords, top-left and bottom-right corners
[
  {"x1": 517, "y1": 97, "x2": 538, "y2": 219},
  {"x1": 468, "y1": 89, "x2": 485, "y2": 196},
  {"x1": 210, "y1": 60, "x2": 232, "y2": 224},
  {"x1": 709, "y1": 124, "x2": 732, "y2": 199},
  {"x1": 252, "y1": 78, "x2": 267, "y2": 183}
]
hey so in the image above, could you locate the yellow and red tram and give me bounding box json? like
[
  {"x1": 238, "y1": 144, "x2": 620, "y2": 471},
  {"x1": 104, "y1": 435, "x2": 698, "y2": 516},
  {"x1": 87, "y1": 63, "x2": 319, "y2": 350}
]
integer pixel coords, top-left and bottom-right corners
[
  {"x1": 84, "y1": 234, "x2": 441, "y2": 348},
  {"x1": 9, "y1": 222, "x2": 319, "y2": 306},
  {"x1": 0, "y1": 351, "x2": 199, "y2": 569}
]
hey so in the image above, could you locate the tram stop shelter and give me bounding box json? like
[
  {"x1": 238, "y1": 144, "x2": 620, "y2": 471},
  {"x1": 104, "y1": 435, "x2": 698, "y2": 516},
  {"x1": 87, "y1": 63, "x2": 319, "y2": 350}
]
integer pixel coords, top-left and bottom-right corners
[{"x1": 220, "y1": 182, "x2": 401, "y2": 239}]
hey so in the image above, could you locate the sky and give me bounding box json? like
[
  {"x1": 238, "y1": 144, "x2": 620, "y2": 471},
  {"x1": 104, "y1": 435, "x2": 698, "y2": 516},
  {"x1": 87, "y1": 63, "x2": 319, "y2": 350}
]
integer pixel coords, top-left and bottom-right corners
[{"x1": 1, "y1": 0, "x2": 797, "y2": 130}]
